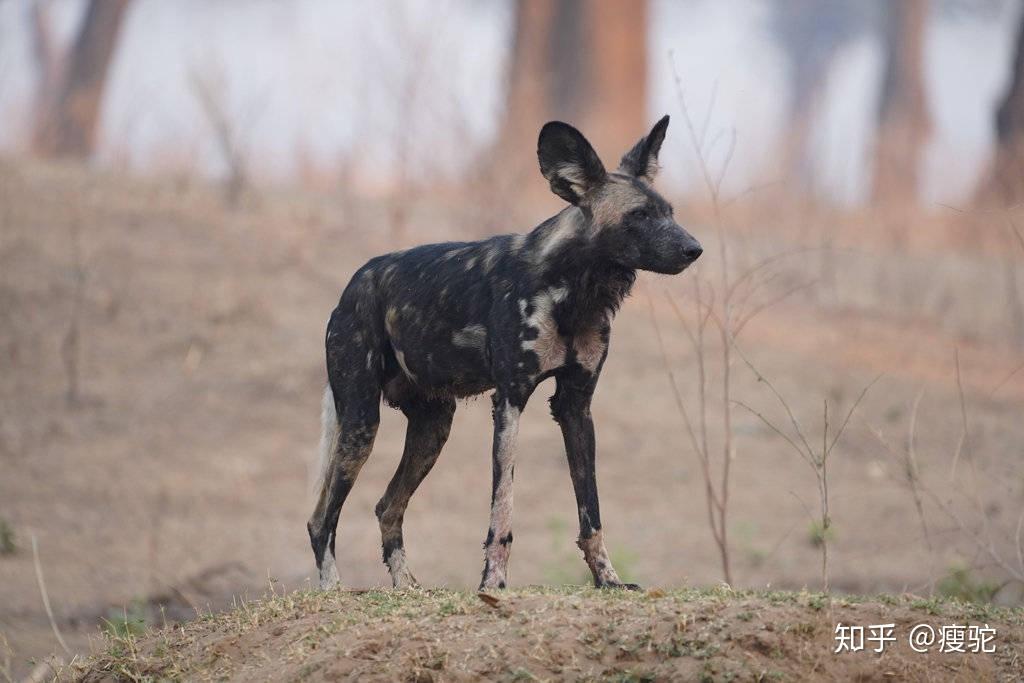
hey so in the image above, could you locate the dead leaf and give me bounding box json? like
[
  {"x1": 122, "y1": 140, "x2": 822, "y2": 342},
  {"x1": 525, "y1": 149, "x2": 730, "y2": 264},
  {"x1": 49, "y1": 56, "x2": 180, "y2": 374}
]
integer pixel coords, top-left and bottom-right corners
[{"x1": 477, "y1": 592, "x2": 501, "y2": 609}]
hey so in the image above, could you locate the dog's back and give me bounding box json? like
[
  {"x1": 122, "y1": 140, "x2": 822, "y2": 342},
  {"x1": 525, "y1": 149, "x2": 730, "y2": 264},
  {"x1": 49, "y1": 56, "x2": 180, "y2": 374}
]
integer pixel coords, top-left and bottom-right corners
[{"x1": 330, "y1": 234, "x2": 530, "y2": 404}]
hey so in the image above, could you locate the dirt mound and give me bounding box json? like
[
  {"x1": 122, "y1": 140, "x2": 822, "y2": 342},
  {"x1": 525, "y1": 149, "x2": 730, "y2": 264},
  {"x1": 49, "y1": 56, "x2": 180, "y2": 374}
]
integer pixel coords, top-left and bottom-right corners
[{"x1": 73, "y1": 587, "x2": 1023, "y2": 682}]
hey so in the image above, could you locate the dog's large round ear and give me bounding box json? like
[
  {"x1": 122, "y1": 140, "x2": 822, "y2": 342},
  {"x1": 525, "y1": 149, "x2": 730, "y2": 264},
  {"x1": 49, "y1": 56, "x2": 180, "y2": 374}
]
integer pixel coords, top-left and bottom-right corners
[
  {"x1": 537, "y1": 121, "x2": 607, "y2": 205},
  {"x1": 618, "y1": 115, "x2": 670, "y2": 182}
]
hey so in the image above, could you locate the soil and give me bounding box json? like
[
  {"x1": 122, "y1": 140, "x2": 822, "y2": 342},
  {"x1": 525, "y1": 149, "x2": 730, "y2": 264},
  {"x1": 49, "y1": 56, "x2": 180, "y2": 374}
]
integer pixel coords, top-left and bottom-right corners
[{"x1": 74, "y1": 587, "x2": 1024, "y2": 682}]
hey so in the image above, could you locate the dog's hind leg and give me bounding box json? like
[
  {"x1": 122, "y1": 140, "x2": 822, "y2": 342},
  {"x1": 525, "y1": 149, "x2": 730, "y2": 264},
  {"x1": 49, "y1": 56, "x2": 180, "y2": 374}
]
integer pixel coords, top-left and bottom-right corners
[
  {"x1": 479, "y1": 387, "x2": 528, "y2": 590},
  {"x1": 375, "y1": 396, "x2": 456, "y2": 588},
  {"x1": 308, "y1": 331, "x2": 381, "y2": 589}
]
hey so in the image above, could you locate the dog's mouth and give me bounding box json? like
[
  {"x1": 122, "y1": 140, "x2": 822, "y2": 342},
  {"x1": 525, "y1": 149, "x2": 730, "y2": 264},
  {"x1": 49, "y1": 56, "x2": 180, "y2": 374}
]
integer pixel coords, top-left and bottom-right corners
[{"x1": 657, "y1": 257, "x2": 699, "y2": 275}]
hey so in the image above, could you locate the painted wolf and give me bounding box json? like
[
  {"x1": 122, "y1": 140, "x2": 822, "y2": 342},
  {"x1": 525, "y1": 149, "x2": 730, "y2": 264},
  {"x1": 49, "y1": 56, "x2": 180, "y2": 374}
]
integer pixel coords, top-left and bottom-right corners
[{"x1": 308, "y1": 115, "x2": 702, "y2": 590}]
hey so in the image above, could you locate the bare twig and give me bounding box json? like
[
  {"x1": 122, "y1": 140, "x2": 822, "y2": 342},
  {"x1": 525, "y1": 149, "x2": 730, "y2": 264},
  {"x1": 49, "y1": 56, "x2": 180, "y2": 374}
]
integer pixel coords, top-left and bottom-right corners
[
  {"x1": 875, "y1": 354, "x2": 1024, "y2": 591},
  {"x1": 827, "y1": 374, "x2": 882, "y2": 457},
  {"x1": 989, "y1": 360, "x2": 1024, "y2": 398},
  {"x1": 31, "y1": 534, "x2": 72, "y2": 657},
  {"x1": 924, "y1": 488, "x2": 1024, "y2": 583},
  {"x1": 725, "y1": 247, "x2": 819, "y2": 303},
  {"x1": 733, "y1": 343, "x2": 814, "y2": 460},
  {"x1": 187, "y1": 66, "x2": 261, "y2": 207},
  {"x1": 645, "y1": 286, "x2": 725, "y2": 556},
  {"x1": 1015, "y1": 509, "x2": 1024, "y2": 578},
  {"x1": 906, "y1": 390, "x2": 929, "y2": 537},
  {"x1": 866, "y1": 387, "x2": 937, "y2": 593},
  {"x1": 661, "y1": 52, "x2": 826, "y2": 586},
  {"x1": 733, "y1": 279, "x2": 817, "y2": 338},
  {"x1": 20, "y1": 656, "x2": 64, "y2": 683},
  {"x1": 733, "y1": 399, "x2": 810, "y2": 463},
  {"x1": 61, "y1": 218, "x2": 85, "y2": 408},
  {"x1": 668, "y1": 52, "x2": 741, "y2": 584},
  {"x1": 734, "y1": 353, "x2": 877, "y2": 592},
  {"x1": 0, "y1": 631, "x2": 13, "y2": 683},
  {"x1": 1007, "y1": 215, "x2": 1024, "y2": 254},
  {"x1": 949, "y1": 349, "x2": 969, "y2": 478}
]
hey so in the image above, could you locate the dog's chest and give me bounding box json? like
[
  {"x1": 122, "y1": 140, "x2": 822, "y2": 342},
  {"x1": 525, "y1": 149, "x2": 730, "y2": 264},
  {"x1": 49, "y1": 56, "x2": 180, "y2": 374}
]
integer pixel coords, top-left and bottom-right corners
[{"x1": 518, "y1": 286, "x2": 608, "y2": 374}]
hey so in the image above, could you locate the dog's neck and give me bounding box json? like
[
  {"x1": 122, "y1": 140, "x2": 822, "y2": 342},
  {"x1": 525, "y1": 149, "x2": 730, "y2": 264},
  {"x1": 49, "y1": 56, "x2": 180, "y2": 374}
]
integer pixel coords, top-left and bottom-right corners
[{"x1": 523, "y1": 207, "x2": 635, "y2": 330}]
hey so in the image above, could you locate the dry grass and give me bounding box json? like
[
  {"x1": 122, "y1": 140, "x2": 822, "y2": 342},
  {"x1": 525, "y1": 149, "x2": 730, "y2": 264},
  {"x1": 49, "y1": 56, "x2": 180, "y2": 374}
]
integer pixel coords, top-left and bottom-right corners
[{"x1": 71, "y1": 586, "x2": 1024, "y2": 682}]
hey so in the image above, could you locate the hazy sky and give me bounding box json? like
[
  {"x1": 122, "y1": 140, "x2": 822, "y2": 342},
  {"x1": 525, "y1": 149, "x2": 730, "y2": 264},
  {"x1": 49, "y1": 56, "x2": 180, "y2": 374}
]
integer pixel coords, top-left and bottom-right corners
[{"x1": 0, "y1": 0, "x2": 1020, "y2": 204}]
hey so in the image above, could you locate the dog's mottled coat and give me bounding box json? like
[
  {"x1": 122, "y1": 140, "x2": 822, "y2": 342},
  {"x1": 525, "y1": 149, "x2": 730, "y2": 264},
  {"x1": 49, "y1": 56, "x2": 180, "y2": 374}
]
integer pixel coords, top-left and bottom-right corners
[{"x1": 308, "y1": 116, "x2": 702, "y2": 591}]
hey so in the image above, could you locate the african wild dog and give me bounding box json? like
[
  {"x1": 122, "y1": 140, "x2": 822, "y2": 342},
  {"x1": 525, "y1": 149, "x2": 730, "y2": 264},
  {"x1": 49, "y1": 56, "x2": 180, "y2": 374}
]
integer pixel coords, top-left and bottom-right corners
[{"x1": 308, "y1": 115, "x2": 702, "y2": 591}]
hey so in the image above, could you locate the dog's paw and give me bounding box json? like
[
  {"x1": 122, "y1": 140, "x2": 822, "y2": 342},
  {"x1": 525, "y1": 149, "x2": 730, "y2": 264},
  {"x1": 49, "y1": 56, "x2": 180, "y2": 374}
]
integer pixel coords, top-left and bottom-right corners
[{"x1": 319, "y1": 559, "x2": 341, "y2": 590}]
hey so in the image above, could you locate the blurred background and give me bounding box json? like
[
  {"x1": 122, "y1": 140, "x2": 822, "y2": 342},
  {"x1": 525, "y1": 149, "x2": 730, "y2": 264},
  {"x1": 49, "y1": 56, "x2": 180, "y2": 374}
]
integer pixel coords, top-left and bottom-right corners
[{"x1": 1, "y1": 0, "x2": 1023, "y2": 677}]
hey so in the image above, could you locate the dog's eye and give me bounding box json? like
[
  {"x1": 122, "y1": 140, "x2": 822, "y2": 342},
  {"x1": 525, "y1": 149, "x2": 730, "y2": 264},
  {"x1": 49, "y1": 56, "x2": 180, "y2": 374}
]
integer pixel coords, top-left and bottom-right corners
[{"x1": 630, "y1": 208, "x2": 650, "y2": 221}]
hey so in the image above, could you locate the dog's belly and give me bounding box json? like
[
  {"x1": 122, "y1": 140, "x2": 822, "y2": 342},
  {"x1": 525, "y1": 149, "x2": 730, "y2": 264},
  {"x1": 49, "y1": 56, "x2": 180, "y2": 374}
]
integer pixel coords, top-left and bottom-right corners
[
  {"x1": 409, "y1": 347, "x2": 494, "y2": 395},
  {"x1": 384, "y1": 315, "x2": 495, "y2": 397}
]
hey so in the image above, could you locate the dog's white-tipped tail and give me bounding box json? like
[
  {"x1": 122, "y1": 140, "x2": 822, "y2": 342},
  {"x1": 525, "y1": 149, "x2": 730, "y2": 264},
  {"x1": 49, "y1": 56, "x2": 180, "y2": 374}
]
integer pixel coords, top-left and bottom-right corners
[{"x1": 311, "y1": 385, "x2": 339, "y2": 497}]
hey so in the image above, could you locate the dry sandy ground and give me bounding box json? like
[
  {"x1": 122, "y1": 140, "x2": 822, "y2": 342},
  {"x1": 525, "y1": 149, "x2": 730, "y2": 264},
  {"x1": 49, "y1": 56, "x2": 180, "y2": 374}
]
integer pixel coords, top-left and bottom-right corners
[
  {"x1": 0, "y1": 161, "x2": 1022, "y2": 677},
  {"x1": 75, "y1": 588, "x2": 1024, "y2": 682}
]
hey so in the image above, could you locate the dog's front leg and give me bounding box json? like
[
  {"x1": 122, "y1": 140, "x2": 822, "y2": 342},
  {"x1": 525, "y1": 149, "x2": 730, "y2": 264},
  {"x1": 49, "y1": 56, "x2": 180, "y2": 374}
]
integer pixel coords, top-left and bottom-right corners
[
  {"x1": 551, "y1": 372, "x2": 640, "y2": 590},
  {"x1": 479, "y1": 391, "x2": 523, "y2": 590}
]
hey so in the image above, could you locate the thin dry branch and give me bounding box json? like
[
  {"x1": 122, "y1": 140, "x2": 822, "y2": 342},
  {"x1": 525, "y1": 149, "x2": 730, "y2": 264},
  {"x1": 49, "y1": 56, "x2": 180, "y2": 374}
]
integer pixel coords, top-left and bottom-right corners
[
  {"x1": 826, "y1": 374, "x2": 882, "y2": 457},
  {"x1": 906, "y1": 389, "x2": 934, "y2": 554},
  {"x1": 670, "y1": 51, "x2": 722, "y2": 203},
  {"x1": 31, "y1": 534, "x2": 72, "y2": 657},
  {"x1": 949, "y1": 349, "x2": 969, "y2": 478},
  {"x1": 989, "y1": 360, "x2": 1024, "y2": 398},
  {"x1": 734, "y1": 351, "x2": 877, "y2": 593},
  {"x1": 0, "y1": 631, "x2": 13, "y2": 683},
  {"x1": 733, "y1": 279, "x2": 816, "y2": 338},
  {"x1": 733, "y1": 399, "x2": 810, "y2": 463},
  {"x1": 61, "y1": 217, "x2": 85, "y2": 408},
  {"x1": 665, "y1": 51, "x2": 744, "y2": 584},
  {"x1": 865, "y1": 388, "x2": 936, "y2": 593},
  {"x1": 188, "y1": 68, "x2": 251, "y2": 206},
  {"x1": 872, "y1": 358, "x2": 1024, "y2": 590},
  {"x1": 733, "y1": 344, "x2": 814, "y2": 461},
  {"x1": 1007, "y1": 215, "x2": 1024, "y2": 253},
  {"x1": 725, "y1": 247, "x2": 819, "y2": 303},
  {"x1": 645, "y1": 286, "x2": 725, "y2": 548},
  {"x1": 1016, "y1": 510, "x2": 1024, "y2": 577},
  {"x1": 645, "y1": 287, "x2": 705, "y2": 470},
  {"x1": 924, "y1": 488, "x2": 1024, "y2": 584}
]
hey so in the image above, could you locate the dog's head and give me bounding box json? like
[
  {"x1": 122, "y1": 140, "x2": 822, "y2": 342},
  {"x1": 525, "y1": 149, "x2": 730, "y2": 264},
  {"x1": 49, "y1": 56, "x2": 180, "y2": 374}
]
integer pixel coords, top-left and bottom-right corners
[{"x1": 537, "y1": 115, "x2": 702, "y2": 275}]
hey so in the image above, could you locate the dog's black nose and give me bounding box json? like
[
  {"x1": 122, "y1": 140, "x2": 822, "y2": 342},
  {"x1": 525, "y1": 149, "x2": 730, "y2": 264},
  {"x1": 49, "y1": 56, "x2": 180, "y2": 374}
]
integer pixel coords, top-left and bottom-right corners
[{"x1": 684, "y1": 243, "x2": 703, "y2": 261}]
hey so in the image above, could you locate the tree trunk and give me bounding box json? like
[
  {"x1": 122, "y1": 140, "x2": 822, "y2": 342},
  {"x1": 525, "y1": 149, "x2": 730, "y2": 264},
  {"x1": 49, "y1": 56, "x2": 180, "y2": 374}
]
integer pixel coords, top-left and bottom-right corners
[
  {"x1": 500, "y1": 0, "x2": 647, "y2": 170},
  {"x1": 977, "y1": 7, "x2": 1024, "y2": 205},
  {"x1": 29, "y1": 0, "x2": 62, "y2": 135},
  {"x1": 872, "y1": 0, "x2": 930, "y2": 206},
  {"x1": 779, "y1": 60, "x2": 826, "y2": 196},
  {"x1": 578, "y1": 0, "x2": 647, "y2": 156},
  {"x1": 34, "y1": 0, "x2": 132, "y2": 159},
  {"x1": 770, "y1": 0, "x2": 853, "y2": 196}
]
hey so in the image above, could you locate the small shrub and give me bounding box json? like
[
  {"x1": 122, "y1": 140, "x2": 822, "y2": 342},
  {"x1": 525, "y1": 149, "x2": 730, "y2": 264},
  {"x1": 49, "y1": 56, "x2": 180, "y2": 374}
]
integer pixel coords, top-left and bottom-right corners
[
  {"x1": 806, "y1": 594, "x2": 828, "y2": 611},
  {"x1": 102, "y1": 600, "x2": 148, "y2": 637},
  {"x1": 437, "y1": 599, "x2": 464, "y2": 617},
  {"x1": 807, "y1": 520, "x2": 834, "y2": 548},
  {"x1": 937, "y1": 566, "x2": 1000, "y2": 604}
]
